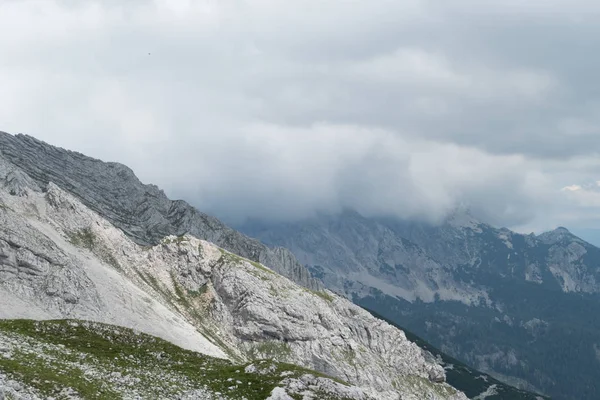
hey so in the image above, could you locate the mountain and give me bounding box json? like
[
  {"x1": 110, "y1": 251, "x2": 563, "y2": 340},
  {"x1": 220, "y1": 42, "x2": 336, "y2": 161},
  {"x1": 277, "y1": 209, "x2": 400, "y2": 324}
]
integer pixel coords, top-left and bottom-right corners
[
  {"x1": 0, "y1": 132, "x2": 474, "y2": 399},
  {"x1": 0, "y1": 132, "x2": 320, "y2": 292},
  {"x1": 365, "y1": 309, "x2": 550, "y2": 400},
  {"x1": 240, "y1": 210, "x2": 600, "y2": 399}
]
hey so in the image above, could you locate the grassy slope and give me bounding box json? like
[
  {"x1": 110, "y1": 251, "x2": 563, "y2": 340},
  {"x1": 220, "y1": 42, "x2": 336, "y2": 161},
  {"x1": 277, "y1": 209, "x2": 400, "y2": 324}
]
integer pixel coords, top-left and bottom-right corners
[{"x1": 0, "y1": 319, "x2": 352, "y2": 400}]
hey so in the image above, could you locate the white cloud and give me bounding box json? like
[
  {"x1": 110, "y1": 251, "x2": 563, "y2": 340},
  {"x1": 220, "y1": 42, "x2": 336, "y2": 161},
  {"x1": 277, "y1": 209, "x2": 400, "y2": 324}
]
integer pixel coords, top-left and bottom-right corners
[{"x1": 561, "y1": 183, "x2": 600, "y2": 207}]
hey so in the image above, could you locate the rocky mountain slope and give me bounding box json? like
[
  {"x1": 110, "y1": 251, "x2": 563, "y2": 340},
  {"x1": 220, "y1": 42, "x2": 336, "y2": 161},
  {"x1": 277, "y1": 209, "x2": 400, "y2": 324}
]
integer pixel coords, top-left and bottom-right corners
[
  {"x1": 0, "y1": 132, "x2": 320, "y2": 291},
  {"x1": 0, "y1": 137, "x2": 467, "y2": 399},
  {"x1": 242, "y1": 210, "x2": 485, "y2": 304},
  {"x1": 241, "y1": 210, "x2": 600, "y2": 399}
]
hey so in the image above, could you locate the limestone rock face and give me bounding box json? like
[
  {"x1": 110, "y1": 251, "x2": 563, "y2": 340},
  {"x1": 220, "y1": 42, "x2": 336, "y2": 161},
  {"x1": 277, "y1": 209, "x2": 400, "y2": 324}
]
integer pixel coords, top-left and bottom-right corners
[
  {"x1": 0, "y1": 212, "x2": 102, "y2": 316},
  {"x1": 0, "y1": 143, "x2": 466, "y2": 400},
  {"x1": 146, "y1": 237, "x2": 450, "y2": 396}
]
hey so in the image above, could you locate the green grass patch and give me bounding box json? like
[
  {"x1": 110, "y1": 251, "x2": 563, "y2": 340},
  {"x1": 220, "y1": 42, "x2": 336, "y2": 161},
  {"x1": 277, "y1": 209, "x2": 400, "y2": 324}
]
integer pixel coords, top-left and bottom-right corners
[
  {"x1": 306, "y1": 288, "x2": 335, "y2": 302},
  {"x1": 0, "y1": 319, "x2": 349, "y2": 399},
  {"x1": 68, "y1": 227, "x2": 95, "y2": 249},
  {"x1": 249, "y1": 260, "x2": 275, "y2": 275},
  {"x1": 217, "y1": 248, "x2": 276, "y2": 279},
  {"x1": 340, "y1": 348, "x2": 356, "y2": 364}
]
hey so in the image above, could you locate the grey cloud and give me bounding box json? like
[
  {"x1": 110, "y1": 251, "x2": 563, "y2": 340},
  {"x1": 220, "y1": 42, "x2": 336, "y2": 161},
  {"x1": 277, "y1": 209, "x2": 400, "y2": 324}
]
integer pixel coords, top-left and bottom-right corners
[{"x1": 1, "y1": 0, "x2": 599, "y2": 232}]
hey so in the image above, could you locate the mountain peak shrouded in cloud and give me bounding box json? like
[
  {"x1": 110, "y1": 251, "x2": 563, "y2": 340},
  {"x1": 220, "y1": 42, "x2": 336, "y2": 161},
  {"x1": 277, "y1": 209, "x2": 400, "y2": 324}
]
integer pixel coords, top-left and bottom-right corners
[{"x1": 1, "y1": 1, "x2": 600, "y2": 235}]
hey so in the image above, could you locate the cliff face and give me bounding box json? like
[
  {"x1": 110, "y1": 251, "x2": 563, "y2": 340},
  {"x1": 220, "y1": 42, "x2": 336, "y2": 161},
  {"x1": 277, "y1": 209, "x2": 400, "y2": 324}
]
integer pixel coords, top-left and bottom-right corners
[
  {"x1": 0, "y1": 132, "x2": 321, "y2": 291},
  {"x1": 0, "y1": 139, "x2": 466, "y2": 400}
]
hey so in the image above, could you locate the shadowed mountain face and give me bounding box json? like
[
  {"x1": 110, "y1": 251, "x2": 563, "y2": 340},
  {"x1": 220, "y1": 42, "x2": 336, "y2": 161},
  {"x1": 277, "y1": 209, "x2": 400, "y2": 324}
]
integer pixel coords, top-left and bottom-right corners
[
  {"x1": 365, "y1": 308, "x2": 550, "y2": 400},
  {"x1": 0, "y1": 132, "x2": 320, "y2": 291},
  {"x1": 240, "y1": 210, "x2": 600, "y2": 400}
]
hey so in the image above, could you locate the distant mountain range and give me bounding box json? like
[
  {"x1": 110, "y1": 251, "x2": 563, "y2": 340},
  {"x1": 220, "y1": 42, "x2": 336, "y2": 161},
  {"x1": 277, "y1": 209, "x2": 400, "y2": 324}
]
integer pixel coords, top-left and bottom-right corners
[{"x1": 240, "y1": 209, "x2": 600, "y2": 399}]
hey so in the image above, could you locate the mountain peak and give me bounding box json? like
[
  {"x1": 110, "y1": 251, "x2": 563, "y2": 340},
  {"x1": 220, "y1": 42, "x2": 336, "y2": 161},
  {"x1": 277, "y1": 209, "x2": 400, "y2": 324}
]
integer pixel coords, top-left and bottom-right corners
[
  {"x1": 445, "y1": 208, "x2": 482, "y2": 231},
  {"x1": 537, "y1": 226, "x2": 577, "y2": 245}
]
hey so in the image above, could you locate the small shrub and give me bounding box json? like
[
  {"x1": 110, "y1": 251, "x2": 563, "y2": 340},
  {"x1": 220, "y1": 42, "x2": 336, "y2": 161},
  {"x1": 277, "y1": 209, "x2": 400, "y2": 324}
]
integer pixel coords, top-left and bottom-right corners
[{"x1": 68, "y1": 227, "x2": 95, "y2": 249}]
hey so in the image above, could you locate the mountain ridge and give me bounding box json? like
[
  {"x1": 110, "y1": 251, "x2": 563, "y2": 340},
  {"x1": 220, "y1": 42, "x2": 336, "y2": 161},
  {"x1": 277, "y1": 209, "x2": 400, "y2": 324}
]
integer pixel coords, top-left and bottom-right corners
[{"x1": 0, "y1": 132, "x2": 321, "y2": 291}]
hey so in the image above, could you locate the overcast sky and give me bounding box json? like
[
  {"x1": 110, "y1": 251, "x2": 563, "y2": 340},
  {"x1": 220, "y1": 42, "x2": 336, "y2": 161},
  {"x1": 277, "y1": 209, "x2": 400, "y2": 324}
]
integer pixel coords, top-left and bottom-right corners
[{"x1": 2, "y1": 0, "x2": 600, "y2": 237}]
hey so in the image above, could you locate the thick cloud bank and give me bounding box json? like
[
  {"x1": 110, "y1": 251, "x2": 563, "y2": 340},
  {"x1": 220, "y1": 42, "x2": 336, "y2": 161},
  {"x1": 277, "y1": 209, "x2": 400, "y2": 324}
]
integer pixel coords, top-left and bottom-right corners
[{"x1": 1, "y1": 0, "x2": 600, "y2": 232}]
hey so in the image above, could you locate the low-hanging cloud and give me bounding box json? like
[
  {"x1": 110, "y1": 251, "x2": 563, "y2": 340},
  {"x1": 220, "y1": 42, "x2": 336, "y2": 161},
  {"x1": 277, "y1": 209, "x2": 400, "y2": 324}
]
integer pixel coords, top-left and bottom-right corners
[
  {"x1": 1, "y1": 0, "x2": 600, "y2": 232},
  {"x1": 171, "y1": 122, "x2": 552, "y2": 227}
]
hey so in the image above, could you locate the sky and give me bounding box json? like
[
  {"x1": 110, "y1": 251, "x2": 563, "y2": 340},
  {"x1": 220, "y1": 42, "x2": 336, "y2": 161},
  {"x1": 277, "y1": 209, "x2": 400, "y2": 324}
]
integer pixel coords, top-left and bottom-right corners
[{"x1": 1, "y1": 0, "x2": 600, "y2": 240}]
